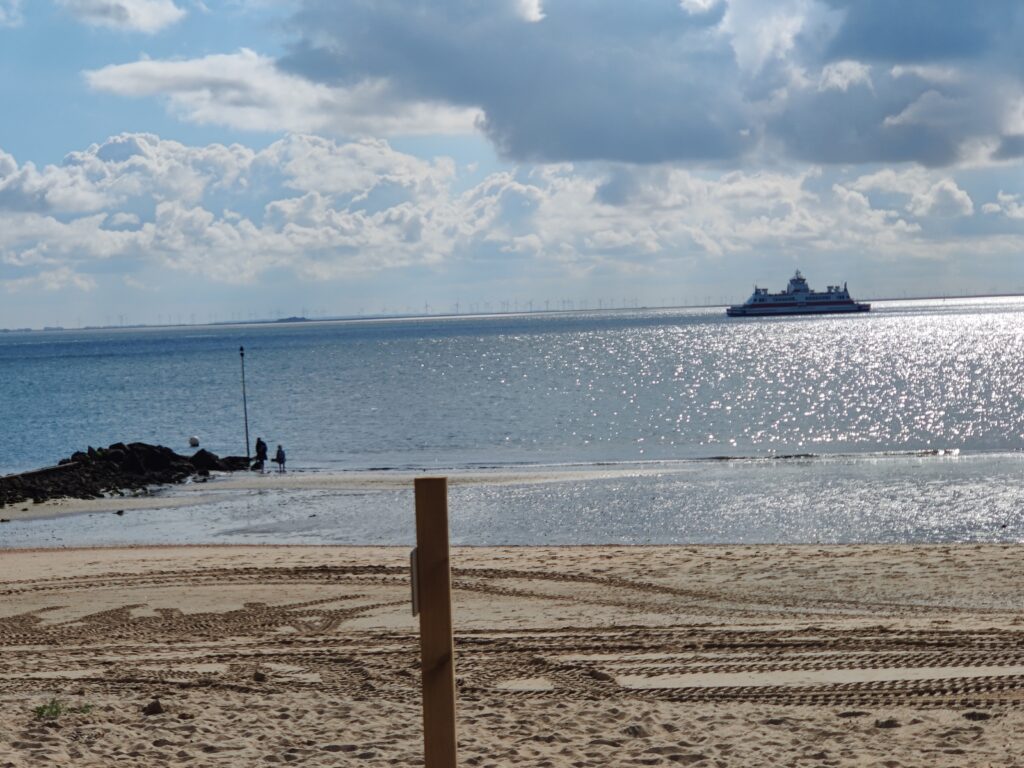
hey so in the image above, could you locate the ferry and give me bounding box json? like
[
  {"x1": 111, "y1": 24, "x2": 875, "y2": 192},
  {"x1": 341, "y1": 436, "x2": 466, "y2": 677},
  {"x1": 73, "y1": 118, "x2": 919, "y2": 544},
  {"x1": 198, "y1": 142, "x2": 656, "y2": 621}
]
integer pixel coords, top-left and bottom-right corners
[{"x1": 726, "y1": 271, "x2": 871, "y2": 317}]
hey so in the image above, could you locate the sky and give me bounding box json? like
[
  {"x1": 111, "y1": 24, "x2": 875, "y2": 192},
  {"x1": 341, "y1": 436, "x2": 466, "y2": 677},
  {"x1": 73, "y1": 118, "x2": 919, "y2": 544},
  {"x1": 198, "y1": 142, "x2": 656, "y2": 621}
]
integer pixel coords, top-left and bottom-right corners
[{"x1": 1, "y1": 0, "x2": 1024, "y2": 327}]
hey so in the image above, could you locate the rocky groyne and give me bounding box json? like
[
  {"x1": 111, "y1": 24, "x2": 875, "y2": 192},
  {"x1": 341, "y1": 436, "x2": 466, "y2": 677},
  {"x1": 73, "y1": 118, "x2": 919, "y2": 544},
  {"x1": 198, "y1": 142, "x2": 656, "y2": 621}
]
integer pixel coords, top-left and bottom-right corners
[{"x1": 0, "y1": 442, "x2": 249, "y2": 508}]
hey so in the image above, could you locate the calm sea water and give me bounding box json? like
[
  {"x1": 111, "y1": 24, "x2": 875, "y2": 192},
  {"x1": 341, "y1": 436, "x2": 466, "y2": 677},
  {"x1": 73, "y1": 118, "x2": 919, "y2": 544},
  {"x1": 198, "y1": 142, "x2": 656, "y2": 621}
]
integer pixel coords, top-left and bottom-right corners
[{"x1": 3, "y1": 297, "x2": 1024, "y2": 545}]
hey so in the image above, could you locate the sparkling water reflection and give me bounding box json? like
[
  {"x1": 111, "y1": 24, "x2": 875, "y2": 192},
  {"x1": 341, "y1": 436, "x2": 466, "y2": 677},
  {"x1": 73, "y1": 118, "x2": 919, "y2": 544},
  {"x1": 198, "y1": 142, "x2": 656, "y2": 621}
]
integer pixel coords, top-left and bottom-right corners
[{"x1": 3, "y1": 297, "x2": 1024, "y2": 474}]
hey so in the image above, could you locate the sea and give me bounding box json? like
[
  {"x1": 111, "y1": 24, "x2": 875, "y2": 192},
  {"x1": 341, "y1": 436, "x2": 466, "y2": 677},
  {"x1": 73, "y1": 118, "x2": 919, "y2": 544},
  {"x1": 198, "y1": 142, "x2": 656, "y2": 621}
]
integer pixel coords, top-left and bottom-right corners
[{"x1": 3, "y1": 297, "x2": 1024, "y2": 547}]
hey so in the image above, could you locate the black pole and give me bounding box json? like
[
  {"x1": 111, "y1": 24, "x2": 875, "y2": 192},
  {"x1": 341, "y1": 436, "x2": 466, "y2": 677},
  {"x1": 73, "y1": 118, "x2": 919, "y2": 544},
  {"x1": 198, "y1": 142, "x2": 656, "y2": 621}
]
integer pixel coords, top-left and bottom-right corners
[{"x1": 240, "y1": 346, "x2": 250, "y2": 462}]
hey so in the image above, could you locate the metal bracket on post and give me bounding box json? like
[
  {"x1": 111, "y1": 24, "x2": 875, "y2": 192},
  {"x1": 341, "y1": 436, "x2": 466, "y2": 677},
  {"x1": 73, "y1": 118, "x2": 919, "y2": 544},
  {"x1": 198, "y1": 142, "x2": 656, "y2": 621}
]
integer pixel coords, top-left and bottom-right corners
[{"x1": 410, "y1": 547, "x2": 420, "y2": 617}]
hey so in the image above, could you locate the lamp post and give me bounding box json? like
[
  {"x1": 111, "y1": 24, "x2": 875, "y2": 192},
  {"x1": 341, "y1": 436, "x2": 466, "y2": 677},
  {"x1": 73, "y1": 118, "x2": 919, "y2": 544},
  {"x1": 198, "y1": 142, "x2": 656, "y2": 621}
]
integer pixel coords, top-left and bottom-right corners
[{"x1": 240, "y1": 346, "x2": 250, "y2": 462}]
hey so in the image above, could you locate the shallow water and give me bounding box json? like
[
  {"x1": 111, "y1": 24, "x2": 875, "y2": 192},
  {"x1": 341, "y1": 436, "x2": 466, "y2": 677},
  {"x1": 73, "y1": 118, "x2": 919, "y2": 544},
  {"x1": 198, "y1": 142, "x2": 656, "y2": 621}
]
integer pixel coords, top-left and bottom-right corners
[{"x1": 4, "y1": 452, "x2": 1023, "y2": 547}]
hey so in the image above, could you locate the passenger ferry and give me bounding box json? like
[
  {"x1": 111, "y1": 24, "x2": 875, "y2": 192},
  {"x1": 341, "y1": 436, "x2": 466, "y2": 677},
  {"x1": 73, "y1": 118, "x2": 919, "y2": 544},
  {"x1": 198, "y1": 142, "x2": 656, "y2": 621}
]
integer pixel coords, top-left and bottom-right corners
[{"x1": 726, "y1": 271, "x2": 871, "y2": 317}]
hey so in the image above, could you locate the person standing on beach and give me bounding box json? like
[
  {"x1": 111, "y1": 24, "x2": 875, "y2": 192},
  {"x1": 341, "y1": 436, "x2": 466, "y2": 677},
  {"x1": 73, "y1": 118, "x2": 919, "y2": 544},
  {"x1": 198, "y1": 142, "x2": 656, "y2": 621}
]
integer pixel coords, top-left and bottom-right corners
[
  {"x1": 274, "y1": 444, "x2": 286, "y2": 473},
  {"x1": 254, "y1": 437, "x2": 268, "y2": 471}
]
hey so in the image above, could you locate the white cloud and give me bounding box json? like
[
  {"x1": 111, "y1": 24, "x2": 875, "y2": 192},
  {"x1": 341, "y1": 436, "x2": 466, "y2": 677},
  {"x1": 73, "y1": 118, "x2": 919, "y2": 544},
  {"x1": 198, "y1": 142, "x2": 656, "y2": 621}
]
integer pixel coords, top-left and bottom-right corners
[
  {"x1": 0, "y1": 149, "x2": 112, "y2": 212},
  {"x1": 2, "y1": 266, "x2": 97, "y2": 293},
  {"x1": 258, "y1": 134, "x2": 455, "y2": 198},
  {"x1": 851, "y1": 168, "x2": 974, "y2": 218},
  {"x1": 0, "y1": 132, "x2": 1018, "y2": 299},
  {"x1": 905, "y1": 178, "x2": 974, "y2": 218},
  {"x1": 0, "y1": 134, "x2": 257, "y2": 214},
  {"x1": 85, "y1": 49, "x2": 482, "y2": 137},
  {"x1": 0, "y1": 134, "x2": 478, "y2": 285},
  {"x1": 107, "y1": 211, "x2": 141, "y2": 228},
  {"x1": 526, "y1": 164, "x2": 922, "y2": 268},
  {"x1": 513, "y1": 0, "x2": 544, "y2": 22},
  {"x1": 723, "y1": 0, "x2": 811, "y2": 74},
  {"x1": 818, "y1": 60, "x2": 872, "y2": 92},
  {"x1": 982, "y1": 191, "x2": 1024, "y2": 219},
  {"x1": 679, "y1": 0, "x2": 721, "y2": 13},
  {"x1": 56, "y1": 0, "x2": 186, "y2": 33},
  {"x1": 890, "y1": 64, "x2": 962, "y2": 85},
  {"x1": 850, "y1": 167, "x2": 932, "y2": 195},
  {"x1": 0, "y1": 0, "x2": 21, "y2": 26}
]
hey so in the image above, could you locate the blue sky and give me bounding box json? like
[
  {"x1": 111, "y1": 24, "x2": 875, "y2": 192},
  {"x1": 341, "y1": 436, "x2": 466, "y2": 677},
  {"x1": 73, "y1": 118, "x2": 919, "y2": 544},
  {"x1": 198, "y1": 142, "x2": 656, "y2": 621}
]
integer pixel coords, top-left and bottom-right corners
[{"x1": 1, "y1": 0, "x2": 1024, "y2": 327}]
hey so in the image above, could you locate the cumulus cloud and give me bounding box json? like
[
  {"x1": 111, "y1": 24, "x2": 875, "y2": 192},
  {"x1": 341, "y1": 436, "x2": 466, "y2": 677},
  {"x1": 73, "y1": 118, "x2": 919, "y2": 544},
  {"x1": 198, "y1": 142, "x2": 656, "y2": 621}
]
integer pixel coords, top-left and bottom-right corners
[
  {"x1": 86, "y1": 49, "x2": 480, "y2": 136},
  {"x1": 56, "y1": 0, "x2": 186, "y2": 32},
  {"x1": 0, "y1": 132, "x2": 1020, "y2": 300},
  {"x1": 0, "y1": 134, "x2": 483, "y2": 286},
  {"x1": 0, "y1": 131, "x2": 999, "y2": 290},
  {"x1": 850, "y1": 168, "x2": 974, "y2": 218},
  {"x1": 905, "y1": 178, "x2": 974, "y2": 218},
  {"x1": 0, "y1": 149, "x2": 112, "y2": 212},
  {"x1": 982, "y1": 191, "x2": 1024, "y2": 220},
  {"x1": 256, "y1": 133, "x2": 456, "y2": 198}
]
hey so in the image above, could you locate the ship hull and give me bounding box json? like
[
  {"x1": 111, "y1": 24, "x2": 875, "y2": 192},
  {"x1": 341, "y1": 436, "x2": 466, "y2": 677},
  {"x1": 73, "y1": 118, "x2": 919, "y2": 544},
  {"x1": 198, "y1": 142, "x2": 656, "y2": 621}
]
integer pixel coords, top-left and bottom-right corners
[{"x1": 726, "y1": 302, "x2": 871, "y2": 317}]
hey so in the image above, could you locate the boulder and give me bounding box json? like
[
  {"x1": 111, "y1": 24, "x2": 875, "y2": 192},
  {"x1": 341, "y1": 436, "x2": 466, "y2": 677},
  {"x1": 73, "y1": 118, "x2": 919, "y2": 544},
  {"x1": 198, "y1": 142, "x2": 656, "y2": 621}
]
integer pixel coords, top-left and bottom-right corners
[
  {"x1": 221, "y1": 456, "x2": 251, "y2": 472},
  {"x1": 102, "y1": 448, "x2": 126, "y2": 464},
  {"x1": 128, "y1": 443, "x2": 174, "y2": 471},
  {"x1": 122, "y1": 451, "x2": 146, "y2": 476}
]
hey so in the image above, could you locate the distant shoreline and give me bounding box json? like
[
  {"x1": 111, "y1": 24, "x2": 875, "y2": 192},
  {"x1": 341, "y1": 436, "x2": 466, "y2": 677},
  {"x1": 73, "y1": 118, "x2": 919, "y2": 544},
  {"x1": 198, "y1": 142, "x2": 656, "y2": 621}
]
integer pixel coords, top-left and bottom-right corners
[{"x1": 3, "y1": 291, "x2": 1021, "y2": 333}]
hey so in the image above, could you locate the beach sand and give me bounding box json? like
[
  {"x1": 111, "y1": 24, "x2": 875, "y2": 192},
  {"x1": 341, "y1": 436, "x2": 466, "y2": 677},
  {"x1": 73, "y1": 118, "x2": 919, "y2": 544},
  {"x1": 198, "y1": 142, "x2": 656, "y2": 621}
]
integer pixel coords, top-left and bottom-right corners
[{"x1": 2, "y1": 543, "x2": 1024, "y2": 766}]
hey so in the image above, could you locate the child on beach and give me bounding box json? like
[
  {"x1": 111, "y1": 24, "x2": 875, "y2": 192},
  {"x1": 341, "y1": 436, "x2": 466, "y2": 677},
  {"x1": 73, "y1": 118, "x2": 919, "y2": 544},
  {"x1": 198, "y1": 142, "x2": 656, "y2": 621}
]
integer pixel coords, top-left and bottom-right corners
[{"x1": 274, "y1": 445, "x2": 286, "y2": 473}]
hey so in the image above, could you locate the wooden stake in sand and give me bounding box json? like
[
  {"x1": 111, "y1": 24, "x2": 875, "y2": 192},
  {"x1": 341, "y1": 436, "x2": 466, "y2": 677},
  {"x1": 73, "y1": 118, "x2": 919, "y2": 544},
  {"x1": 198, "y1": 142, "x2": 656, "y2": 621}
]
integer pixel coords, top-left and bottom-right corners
[{"x1": 414, "y1": 477, "x2": 458, "y2": 768}]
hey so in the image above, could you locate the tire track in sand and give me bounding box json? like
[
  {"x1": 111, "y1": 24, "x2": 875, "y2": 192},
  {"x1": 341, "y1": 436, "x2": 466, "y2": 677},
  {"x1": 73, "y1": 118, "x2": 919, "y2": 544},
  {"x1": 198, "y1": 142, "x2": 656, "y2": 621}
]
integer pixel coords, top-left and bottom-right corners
[{"x1": 3, "y1": 559, "x2": 1024, "y2": 710}]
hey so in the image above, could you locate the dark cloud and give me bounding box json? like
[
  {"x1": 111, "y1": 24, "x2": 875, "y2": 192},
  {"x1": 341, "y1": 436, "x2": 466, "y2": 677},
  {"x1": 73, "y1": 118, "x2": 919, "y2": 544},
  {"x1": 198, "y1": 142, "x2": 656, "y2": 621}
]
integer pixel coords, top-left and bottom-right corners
[
  {"x1": 994, "y1": 135, "x2": 1024, "y2": 161},
  {"x1": 771, "y1": 76, "x2": 1003, "y2": 167},
  {"x1": 757, "y1": 1, "x2": 1022, "y2": 167},
  {"x1": 281, "y1": 0, "x2": 1024, "y2": 167},
  {"x1": 281, "y1": 0, "x2": 754, "y2": 164},
  {"x1": 821, "y1": 0, "x2": 1012, "y2": 63}
]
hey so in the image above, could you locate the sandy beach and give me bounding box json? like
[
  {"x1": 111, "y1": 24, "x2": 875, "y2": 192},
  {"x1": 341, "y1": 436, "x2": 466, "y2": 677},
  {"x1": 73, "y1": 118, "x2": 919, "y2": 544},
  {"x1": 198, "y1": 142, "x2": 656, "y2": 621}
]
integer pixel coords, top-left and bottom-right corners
[{"x1": 2, "y1": 543, "x2": 1024, "y2": 766}]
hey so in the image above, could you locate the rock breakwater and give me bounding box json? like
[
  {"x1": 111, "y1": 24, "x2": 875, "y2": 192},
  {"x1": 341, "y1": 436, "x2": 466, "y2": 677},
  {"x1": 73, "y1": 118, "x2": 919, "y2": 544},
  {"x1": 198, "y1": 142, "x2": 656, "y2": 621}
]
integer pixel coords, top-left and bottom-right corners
[{"x1": 0, "y1": 443, "x2": 249, "y2": 508}]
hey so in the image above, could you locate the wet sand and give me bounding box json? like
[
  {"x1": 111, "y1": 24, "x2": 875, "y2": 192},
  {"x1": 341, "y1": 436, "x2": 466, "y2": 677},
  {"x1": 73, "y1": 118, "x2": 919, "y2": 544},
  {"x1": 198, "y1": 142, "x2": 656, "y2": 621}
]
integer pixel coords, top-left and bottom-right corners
[{"x1": 2, "y1": 544, "x2": 1024, "y2": 766}]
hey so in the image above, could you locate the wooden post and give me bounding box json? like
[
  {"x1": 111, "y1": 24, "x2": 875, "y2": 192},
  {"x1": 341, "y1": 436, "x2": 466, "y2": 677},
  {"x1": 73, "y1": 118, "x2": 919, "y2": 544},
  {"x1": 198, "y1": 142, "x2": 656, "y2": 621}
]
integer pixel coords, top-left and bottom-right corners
[{"x1": 414, "y1": 477, "x2": 457, "y2": 767}]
